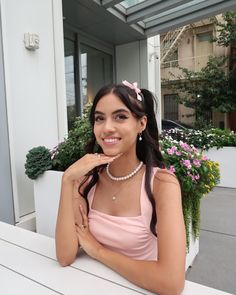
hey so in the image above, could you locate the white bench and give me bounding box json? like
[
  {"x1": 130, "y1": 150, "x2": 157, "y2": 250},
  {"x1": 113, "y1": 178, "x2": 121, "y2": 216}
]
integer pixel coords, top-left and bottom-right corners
[{"x1": 0, "y1": 221, "x2": 232, "y2": 295}]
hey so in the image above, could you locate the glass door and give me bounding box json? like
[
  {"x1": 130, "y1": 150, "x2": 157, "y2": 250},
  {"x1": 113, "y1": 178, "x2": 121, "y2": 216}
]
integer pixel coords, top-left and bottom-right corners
[
  {"x1": 80, "y1": 43, "x2": 113, "y2": 106},
  {"x1": 64, "y1": 35, "x2": 114, "y2": 129}
]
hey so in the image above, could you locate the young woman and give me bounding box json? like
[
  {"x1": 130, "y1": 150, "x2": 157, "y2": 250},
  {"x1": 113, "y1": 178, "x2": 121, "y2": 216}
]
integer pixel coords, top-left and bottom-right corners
[{"x1": 55, "y1": 81, "x2": 186, "y2": 295}]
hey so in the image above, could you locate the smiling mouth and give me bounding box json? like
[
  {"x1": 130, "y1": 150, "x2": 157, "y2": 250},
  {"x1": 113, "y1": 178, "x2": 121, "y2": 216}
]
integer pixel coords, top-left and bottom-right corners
[{"x1": 103, "y1": 137, "x2": 121, "y2": 144}]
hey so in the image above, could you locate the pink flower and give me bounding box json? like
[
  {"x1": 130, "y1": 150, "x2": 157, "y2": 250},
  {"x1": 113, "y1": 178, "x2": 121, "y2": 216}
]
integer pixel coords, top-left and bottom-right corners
[
  {"x1": 180, "y1": 142, "x2": 191, "y2": 151},
  {"x1": 49, "y1": 140, "x2": 64, "y2": 160},
  {"x1": 169, "y1": 165, "x2": 176, "y2": 173},
  {"x1": 193, "y1": 159, "x2": 201, "y2": 167},
  {"x1": 50, "y1": 146, "x2": 58, "y2": 160},
  {"x1": 202, "y1": 155, "x2": 209, "y2": 161},
  {"x1": 192, "y1": 146, "x2": 199, "y2": 153},
  {"x1": 175, "y1": 151, "x2": 182, "y2": 156},
  {"x1": 167, "y1": 146, "x2": 178, "y2": 155},
  {"x1": 182, "y1": 159, "x2": 192, "y2": 169},
  {"x1": 190, "y1": 175, "x2": 196, "y2": 182},
  {"x1": 195, "y1": 174, "x2": 200, "y2": 180},
  {"x1": 167, "y1": 148, "x2": 175, "y2": 155},
  {"x1": 187, "y1": 171, "x2": 196, "y2": 182}
]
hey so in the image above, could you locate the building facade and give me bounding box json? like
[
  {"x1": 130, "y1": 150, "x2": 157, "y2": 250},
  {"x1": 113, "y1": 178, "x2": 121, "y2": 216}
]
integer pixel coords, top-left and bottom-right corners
[{"x1": 160, "y1": 16, "x2": 232, "y2": 128}]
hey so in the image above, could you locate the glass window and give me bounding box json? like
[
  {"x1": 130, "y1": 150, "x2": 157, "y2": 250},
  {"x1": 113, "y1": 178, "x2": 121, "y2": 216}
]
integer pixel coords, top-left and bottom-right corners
[
  {"x1": 164, "y1": 94, "x2": 178, "y2": 121},
  {"x1": 80, "y1": 43, "x2": 113, "y2": 106},
  {"x1": 64, "y1": 38, "x2": 78, "y2": 129},
  {"x1": 64, "y1": 37, "x2": 113, "y2": 129},
  {"x1": 196, "y1": 31, "x2": 213, "y2": 42}
]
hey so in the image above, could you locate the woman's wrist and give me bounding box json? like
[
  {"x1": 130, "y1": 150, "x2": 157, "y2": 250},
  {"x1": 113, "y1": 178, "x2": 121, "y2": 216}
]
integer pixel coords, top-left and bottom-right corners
[
  {"x1": 95, "y1": 244, "x2": 107, "y2": 262},
  {"x1": 62, "y1": 171, "x2": 74, "y2": 184}
]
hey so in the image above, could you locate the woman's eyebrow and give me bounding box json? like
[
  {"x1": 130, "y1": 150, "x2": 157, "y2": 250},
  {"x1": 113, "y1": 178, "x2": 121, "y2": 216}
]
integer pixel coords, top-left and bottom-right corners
[
  {"x1": 94, "y1": 111, "x2": 104, "y2": 115},
  {"x1": 112, "y1": 109, "x2": 129, "y2": 115},
  {"x1": 94, "y1": 109, "x2": 129, "y2": 115}
]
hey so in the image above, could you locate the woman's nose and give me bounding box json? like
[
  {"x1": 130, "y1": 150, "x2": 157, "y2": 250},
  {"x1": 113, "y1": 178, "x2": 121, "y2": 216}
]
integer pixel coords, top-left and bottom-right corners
[{"x1": 103, "y1": 118, "x2": 115, "y2": 132}]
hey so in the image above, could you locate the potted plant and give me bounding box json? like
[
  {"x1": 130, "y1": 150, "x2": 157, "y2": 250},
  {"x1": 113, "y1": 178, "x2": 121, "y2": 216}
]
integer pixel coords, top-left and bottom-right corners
[
  {"x1": 162, "y1": 128, "x2": 236, "y2": 188},
  {"x1": 25, "y1": 103, "x2": 92, "y2": 238},
  {"x1": 159, "y1": 136, "x2": 220, "y2": 269},
  {"x1": 25, "y1": 105, "x2": 220, "y2": 270}
]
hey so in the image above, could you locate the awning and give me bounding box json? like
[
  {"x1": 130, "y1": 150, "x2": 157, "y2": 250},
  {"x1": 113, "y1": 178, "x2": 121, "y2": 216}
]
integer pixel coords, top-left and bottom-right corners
[{"x1": 63, "y1": 0, "x2": 236, "y2": 45}]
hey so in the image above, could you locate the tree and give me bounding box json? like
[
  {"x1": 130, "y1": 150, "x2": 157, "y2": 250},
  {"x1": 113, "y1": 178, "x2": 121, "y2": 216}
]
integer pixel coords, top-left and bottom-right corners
[
  {"x1": 169, "y1": 11, "x2": 236, "y2": 127},
  {"x1": 171, "y1": 56, "x2": 236, "y2": 123},
  {"x1": 214, "y1": 11, "x2": 236, "y2": 48},
  {"x1": 214, "y1": 11, "x2": 236, "y2": 100}
]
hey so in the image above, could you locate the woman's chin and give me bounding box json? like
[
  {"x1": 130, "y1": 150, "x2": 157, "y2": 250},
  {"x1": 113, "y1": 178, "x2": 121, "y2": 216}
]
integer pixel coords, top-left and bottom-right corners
[
  {"x1": 102, "y1": 149, "x2": 122, "y2": 157},
  {"x1": 104, "y1": 151, "x2": 120, "y2": 157}
]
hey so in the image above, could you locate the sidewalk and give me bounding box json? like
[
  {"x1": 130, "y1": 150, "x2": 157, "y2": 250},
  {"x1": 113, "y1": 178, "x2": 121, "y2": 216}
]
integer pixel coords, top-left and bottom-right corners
[{"x1": 186, "y1": 187, "x2": 236, "y2": 294}]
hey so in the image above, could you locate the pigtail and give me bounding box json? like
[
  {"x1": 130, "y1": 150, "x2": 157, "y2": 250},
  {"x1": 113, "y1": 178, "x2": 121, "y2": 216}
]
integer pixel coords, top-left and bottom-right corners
[
  {"x1": 137, "y1": 88, "x2": 164, "y2": 168},
  {"x1": 138, "y1": 89, "x2": 165, "y2": 236}
]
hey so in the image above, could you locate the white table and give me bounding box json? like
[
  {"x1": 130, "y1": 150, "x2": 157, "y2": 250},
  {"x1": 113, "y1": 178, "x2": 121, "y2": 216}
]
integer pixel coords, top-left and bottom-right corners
[{"x1": 0, "y1": 221, "x2": 233, "y2": 295}]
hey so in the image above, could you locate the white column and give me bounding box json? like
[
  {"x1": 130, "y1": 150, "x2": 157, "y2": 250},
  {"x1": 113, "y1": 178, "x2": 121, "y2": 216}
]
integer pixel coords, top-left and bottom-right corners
[
  {"x1": 115, "y1": 40, "x2": 148, "y2": 87},
  {"x1": 115, "y1": 36, "x2": 161, "y2": 130},
  {"x1": 147, "y1": 36, "x2": 161, "y2": 130},
  {"x1": 0, "y1": 0, "x2": 67, "y2": 228}
]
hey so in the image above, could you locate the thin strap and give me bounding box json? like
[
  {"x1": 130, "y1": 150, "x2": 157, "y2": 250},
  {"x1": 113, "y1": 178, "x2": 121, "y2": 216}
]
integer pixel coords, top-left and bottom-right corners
[
  {"x1": 151, "y1": 167, "x2": 159, "y2": 192},
  {"x1": 140, "y1": 167, "x2": 158, "y2": 215},
  {"x1": 88, "y1": 185, "x2": 96, "y2": 209}
]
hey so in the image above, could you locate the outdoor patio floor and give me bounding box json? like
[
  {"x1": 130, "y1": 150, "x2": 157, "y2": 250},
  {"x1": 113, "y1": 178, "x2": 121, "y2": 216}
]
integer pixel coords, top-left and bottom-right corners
[{"x1": 186, "y1": 187, "x2": 236, "y2": 294}]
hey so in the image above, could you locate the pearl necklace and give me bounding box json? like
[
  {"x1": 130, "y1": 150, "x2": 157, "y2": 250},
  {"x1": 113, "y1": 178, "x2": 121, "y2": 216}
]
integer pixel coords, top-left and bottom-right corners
[{"x1": 106, "y1": 161, "x2": 143, "y2": 181}]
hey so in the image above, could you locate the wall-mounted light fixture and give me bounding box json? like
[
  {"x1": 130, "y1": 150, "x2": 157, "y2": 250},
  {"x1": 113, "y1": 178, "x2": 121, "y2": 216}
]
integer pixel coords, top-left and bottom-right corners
[
  {"x1": 24, "y1": 33, "x2": 40, "y2": 51},
  {"x1": 149, "y1": 52, "x2": 159, "y2": 62}
]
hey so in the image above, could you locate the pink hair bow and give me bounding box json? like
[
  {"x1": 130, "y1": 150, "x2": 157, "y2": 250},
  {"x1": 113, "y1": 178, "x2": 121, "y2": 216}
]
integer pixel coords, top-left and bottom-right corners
[{"x1": 122, "y1": 80, "x2": 143, "y2": 101}]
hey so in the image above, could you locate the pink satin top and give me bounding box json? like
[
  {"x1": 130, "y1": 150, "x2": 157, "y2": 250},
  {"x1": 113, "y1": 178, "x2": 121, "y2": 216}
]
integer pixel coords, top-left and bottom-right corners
[{"x1": 88, "y1": 168, "x2": 158, "y2": 260}]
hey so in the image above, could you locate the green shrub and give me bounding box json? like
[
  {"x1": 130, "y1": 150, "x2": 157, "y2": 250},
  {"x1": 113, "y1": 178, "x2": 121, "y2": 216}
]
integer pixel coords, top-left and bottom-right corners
[
  {"x1": 25, "y1": 103, "x2": 92, "y2": 179},
  {"x1": 161, "y1": 128, "x2": 236, "y2": 150},
  {"x1": 53, "y1": 104, "x2": 93, "y2": 171},
  {"x1": 25, "y1": 146, "x2": 52, "y2": 180}
]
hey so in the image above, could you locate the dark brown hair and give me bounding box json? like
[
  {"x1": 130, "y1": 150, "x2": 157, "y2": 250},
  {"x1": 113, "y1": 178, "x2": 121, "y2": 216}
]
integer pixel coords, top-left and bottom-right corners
[{"x1": 79, "y1": 83, "x2": 165, "y2": 235}]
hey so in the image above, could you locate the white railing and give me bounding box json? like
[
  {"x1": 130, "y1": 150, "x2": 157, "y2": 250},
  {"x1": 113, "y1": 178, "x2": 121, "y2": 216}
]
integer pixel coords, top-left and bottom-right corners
[{"x1": 161, "y1": 25, "x2": 189, "y2": 63}]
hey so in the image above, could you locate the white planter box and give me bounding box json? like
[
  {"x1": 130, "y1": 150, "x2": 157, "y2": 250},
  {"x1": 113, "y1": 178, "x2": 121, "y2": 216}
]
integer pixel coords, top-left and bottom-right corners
[
  {"x1": 34, "y1": 170, "x2": 198, "y2": 270},
  {"x1": 34, "y1": 171, "x2": 63, "y2": 238},
  {"x1": 204, "y1": 147, "x2": 236, "y2": 188},
  {"x1": 185, "y1": 229, "x2": 199, "y2": 271}
]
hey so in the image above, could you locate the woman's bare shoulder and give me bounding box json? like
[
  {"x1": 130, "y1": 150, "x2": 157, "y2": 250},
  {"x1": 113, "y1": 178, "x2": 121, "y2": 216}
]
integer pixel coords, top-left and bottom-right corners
[
  {"x1": 154, "y1": 168, "x2": 179, "y2": 185},
  {"x1": 152, "y1": 168, "x2": 181, "y2": 204}
]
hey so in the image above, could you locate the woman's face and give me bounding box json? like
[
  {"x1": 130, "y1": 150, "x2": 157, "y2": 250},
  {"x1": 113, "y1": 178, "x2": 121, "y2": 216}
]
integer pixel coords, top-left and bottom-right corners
[{"x1": 93, "y1": 93, "x2": 146, "y2": 157}]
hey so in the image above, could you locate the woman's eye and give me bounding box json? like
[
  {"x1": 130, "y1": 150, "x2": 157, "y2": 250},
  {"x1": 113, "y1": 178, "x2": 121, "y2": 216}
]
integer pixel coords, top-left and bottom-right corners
[
  {"x1": 115, "y1": 114, "x2": 128, "y2": 121},
  {"x1": 94, "y1": 116, "x2": 104, "y2": 122}
]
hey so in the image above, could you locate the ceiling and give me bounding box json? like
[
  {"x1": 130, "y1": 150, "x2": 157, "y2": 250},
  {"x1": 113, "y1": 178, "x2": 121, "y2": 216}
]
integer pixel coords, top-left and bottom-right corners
[{"x1": 62, "y1": 0, "x2": 236, "y2": 45}]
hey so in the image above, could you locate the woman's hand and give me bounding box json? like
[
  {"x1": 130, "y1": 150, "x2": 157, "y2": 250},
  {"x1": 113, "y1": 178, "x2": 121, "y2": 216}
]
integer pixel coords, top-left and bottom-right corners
[
  {"x1": 63, "y1": 153, "x2": 119, "y2": 182},
  {"x1": 76, "y1": 205, "x2": 103, "y2": 260}
]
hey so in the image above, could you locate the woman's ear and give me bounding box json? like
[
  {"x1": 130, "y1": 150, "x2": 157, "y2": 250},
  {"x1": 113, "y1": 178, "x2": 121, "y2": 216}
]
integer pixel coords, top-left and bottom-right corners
[{"x1": 139, "y1": 115, "x2": 147, "y2": 132}]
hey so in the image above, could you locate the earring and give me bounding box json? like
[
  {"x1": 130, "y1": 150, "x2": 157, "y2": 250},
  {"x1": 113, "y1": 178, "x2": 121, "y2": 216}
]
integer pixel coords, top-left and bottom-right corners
[{"x1": 139, "y1": 132, "x2": 142, "y2": 141}]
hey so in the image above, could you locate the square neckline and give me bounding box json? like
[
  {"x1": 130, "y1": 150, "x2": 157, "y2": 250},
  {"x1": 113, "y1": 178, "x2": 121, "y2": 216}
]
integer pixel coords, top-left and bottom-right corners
[{"x1": 89, "y1": 168, "x2": 146, "y2": 218}]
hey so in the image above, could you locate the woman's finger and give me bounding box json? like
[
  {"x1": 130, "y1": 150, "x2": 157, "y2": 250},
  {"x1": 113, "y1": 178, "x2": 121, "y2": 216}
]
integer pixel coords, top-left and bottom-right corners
[{"x1": 93, "y1": 153, "x2": 116, "y2": 165}]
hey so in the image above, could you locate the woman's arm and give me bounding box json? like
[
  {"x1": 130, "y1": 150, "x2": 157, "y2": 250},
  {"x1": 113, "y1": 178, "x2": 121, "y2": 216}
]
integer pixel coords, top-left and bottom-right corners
[
  {"x1": 55, "y1": 177, "x2": 86, "y2": 266},
  {"x1": 55, "y1": 153, "x2": 117, "y2": 266},
  {"x1": 77, "y1": 170, "x2": 186, "y2": 295}
]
